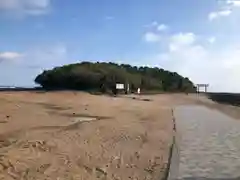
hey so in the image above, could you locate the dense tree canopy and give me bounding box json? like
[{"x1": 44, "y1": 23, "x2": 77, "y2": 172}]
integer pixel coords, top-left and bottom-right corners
[{"x1": 35, "y1": 62, "x2": 196, "y2": 93}]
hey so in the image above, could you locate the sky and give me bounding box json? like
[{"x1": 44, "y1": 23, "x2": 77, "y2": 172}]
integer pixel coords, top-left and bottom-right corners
[{"x1": 0, "y1": 0, "x2": 240, "y2": 92}]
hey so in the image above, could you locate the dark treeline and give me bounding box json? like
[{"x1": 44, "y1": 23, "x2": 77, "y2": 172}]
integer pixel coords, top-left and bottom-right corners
[
  {"x1": 207, "y1": 93, "x2": 240, "y2": 106},
  {"x1": 35, "y1": 62, "x2": 196, "y2": 93}
]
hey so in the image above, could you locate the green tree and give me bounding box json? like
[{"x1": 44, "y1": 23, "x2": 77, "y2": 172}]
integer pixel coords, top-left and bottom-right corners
[{"x1": 35, "y1": 62, "x2": 196, "y2": 93}]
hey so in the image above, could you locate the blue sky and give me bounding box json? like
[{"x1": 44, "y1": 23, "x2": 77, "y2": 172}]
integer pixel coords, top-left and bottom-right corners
[{"x1": 0, "y1": 0, "x2": 240, "y2": 92}]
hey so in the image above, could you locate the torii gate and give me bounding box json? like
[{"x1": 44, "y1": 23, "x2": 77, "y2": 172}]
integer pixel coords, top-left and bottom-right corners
[{"x1": 196, "y1": 84, "x2": 209, "y2": 93}]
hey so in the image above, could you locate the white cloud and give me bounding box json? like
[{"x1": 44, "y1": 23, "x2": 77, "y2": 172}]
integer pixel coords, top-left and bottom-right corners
[
  {"x1": 208, "y1": 0, "x2": 240, "y2": 21},
  {"x1": 169, "y1": 32, "x2": 196, "y2": 51},
  {"x1": 105, "y1": 16, "x2": 114, "y2": 20},
  {"x1": 25, "y1": 44, "x2": 68, "y2": 68},
  {"x1": 140, "y1": 3, "x2": 240, "y2": 92},
  {"x1": 208, "y1": 10, "x2": 232, "y2": 21},
  {"x1": 0, "y1": 44, "x2": 70, "y2": 86},
  {"x1": 0, "y1": 52, "x2": 23, "y2": 62},
  {"x1": 144, "y1": 21, "x2": 158, "y2": 28},
  {"x1": 146, "y1": 32, "x2": 240, "y2": 92},
  {"x1": 171, "y1": 32, "x2": 196, "y2": 45},
  {"x1": 161, "y1": 33, "x2": 208, "y2": 72},
  {"x1": 208, "y1": 37, "x2": 216, "y2": 44},
  {"x1": 144, "y1": 32, "x2": 161, "y2": 42},
  {"x1": 150, "y1": 21, "x2": 158, "y2": 27},
  {"x1": 145, "y1": 21, "x2": 169, "y2": 30},
  {"x1": 227, "y1": 0, "x2": 240, "y2": 7},
  {"x1": 0, "y1": 44, "x2": 68, "y2": 67},
  {"x1": 0, "y1": 0, "x2": 51, "y2": 16},
  {"x1": 157, "y1": 24, "x2": 168, "y2": 31}
]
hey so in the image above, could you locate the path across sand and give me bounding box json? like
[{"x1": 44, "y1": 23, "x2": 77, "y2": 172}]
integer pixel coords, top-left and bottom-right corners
[{"x1": 171, "y1": 105, "x2": 240, "y2": 179}]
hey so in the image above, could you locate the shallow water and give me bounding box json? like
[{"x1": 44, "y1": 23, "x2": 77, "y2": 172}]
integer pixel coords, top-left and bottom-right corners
[{"x1": 173, "y1": 105, "x2": 240, "y2": 179}]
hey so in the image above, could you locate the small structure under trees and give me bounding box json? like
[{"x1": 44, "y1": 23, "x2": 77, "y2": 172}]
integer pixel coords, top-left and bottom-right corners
[{"x1": 114, "y1": 83, "x2": 130, "y2": 95}]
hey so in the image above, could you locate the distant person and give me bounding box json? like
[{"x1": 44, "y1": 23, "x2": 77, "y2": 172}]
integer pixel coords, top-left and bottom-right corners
[
  {"x1": 112, "y1": 86, "x2": 117, "y2": 96},
  {"x1": 137, "y1": 88, "x2": 140, "y2": 95}
]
